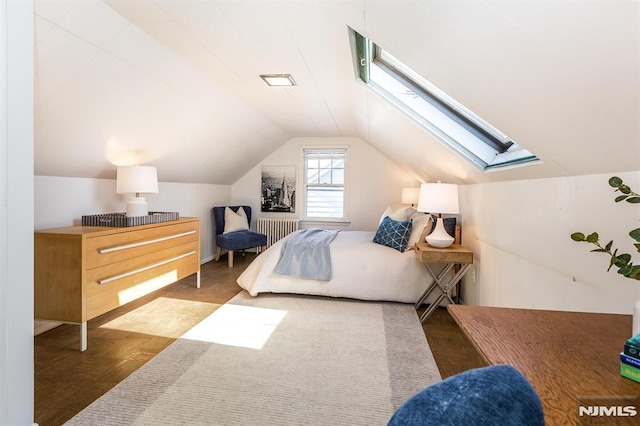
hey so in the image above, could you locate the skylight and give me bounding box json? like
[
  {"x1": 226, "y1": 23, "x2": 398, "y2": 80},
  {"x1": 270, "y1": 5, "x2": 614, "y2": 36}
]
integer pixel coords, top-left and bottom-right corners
[
  {"x1": 260, "y1": 74, "x2": 296, "y2": 87},
  {"x1": 351, "y1": 29, "x2": 539, "y2": 171}
]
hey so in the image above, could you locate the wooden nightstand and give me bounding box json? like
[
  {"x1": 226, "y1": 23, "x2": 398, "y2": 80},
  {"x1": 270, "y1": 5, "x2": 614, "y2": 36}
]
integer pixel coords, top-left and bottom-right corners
[{"x1": 414, "y1": 242, "x2": 473, "y2": 323}]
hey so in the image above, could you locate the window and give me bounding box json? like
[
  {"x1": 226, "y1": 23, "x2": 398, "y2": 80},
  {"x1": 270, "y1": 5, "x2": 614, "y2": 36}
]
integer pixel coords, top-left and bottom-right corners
[
  {"x1": 351, "y1": 29, "x2": 539, "y2": 171},
  {"x1": 303, "y1": 148, "x2": 348, "y2": 221}
]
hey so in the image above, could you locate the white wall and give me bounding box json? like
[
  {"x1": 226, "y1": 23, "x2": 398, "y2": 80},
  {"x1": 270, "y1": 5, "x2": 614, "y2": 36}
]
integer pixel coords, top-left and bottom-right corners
[
  {"x1": 34, "y1": 176, "x2": 232, "y2": 263},
  {"x1": 35, "y1": 137, "x2": 417, "y2": 267},
  {"x1": 34, "y1": 154, "x2": 640, "y2": 320},
  {"x1": 232, "y1": 136, "x2": 418, "y2": 231},
  {"x1": 1, "y1": 0, "x2": 34, "y2": 424},
  {"x1": 460, "y1": 171, "x2": 640, "y2": 314}
]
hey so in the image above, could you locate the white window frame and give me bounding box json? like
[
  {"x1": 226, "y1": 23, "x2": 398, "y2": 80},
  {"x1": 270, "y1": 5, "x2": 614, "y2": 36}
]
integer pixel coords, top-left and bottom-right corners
[{"x1": 301, "y1": 147, "x2": 350, "y2": 223}]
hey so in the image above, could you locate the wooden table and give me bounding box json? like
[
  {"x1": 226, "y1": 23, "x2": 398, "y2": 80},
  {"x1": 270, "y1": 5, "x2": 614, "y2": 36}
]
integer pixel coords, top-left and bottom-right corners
[
  {"x1": 448, "y1": 305, "x2": 640, "y2": 425},
  {"x1": 414, "y1": 243, "x2": 473, "y2": 323}
]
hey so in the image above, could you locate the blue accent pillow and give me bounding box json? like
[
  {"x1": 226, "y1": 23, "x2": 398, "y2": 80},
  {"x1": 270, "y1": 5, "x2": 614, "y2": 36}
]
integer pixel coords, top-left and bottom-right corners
[{"x1": 373, "y1": 216, "x2": 412, "y2": 253}]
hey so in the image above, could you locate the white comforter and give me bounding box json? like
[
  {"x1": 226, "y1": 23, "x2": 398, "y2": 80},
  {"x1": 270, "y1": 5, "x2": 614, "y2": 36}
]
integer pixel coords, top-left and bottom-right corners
[{"x1": 237, "y1": 231, "x2": 435, "y2": 304}]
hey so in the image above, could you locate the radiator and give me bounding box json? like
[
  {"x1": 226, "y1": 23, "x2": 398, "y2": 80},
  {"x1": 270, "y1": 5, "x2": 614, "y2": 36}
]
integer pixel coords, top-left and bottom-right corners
[{"x1": 256, "y1": 218, "x2": 300, "y2": 253}]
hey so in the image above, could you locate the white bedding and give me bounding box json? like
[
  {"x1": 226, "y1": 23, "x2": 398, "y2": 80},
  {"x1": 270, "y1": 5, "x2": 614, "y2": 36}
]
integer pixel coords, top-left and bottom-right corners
[{"x1": 237, "y1": 230, "x2": 436, "y2": 304}]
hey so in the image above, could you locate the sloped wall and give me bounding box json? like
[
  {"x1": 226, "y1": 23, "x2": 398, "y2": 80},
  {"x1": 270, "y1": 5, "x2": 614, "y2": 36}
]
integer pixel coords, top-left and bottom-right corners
[
  {"x1": 231, "y1": 136, "x2": 419, "y2": 231},
  {"x1": 460, "y1": 171, "x2": 640, "y2": 314}
]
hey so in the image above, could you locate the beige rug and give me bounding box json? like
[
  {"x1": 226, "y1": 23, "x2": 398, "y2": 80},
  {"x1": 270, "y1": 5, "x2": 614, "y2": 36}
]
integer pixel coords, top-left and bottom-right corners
[{"x1": 66, "y1": 291, "x2": 441, "y2": 425}]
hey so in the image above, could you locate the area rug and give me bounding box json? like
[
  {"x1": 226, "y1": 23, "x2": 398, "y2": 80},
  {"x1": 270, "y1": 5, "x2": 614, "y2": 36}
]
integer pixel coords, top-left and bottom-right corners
[{"x1": 66, "y1": 291, "x2": 441, "y2": 425}]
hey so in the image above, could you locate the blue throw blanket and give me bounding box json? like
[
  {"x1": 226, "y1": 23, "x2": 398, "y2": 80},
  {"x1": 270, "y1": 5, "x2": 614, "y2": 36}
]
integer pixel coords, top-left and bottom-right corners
[{"x1": 273, "y1": 228, "x2": 339, "y2": 281}]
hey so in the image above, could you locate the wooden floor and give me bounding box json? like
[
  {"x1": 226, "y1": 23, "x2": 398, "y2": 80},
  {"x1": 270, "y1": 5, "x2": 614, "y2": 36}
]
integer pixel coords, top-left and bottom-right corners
[{"x1": 35, "y1": 253, "x2": 486, "y2": 426}]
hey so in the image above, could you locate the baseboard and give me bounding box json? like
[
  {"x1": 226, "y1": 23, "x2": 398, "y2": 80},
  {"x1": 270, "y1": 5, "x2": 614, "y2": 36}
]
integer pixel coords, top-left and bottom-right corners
[{"x1": 34, "y1": 320, "x2": 62, "y2": 336}]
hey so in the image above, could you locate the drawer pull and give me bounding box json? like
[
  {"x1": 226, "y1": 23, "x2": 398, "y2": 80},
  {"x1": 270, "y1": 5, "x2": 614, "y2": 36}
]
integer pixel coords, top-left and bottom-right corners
[
  {"x1": 98, "y1": 230, "x2": 196, "y2": 254},
  {"x1": 98, "y1": 251, "x2": 196, "y2": 285}
]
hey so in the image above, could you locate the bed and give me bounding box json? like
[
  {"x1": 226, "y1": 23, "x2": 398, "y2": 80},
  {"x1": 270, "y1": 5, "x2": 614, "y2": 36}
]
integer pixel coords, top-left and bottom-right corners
[{"x1": 237, "y1": 209, "x2": 457, "y2": 304}]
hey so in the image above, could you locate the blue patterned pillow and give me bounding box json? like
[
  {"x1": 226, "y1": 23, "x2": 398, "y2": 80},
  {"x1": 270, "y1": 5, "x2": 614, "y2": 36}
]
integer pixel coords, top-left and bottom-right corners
[{"x1": 373, "y1": 216, "x2": 413, "y2": 253}]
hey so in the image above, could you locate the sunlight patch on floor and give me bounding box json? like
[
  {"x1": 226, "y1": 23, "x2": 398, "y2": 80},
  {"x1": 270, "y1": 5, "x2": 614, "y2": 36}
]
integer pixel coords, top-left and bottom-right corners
[
  {"x1": 100, "y1": 297, "x2": 220, "y2": 338},
  {"x1": 181, "y1": 304, "x2": 287, "y2": 350}
]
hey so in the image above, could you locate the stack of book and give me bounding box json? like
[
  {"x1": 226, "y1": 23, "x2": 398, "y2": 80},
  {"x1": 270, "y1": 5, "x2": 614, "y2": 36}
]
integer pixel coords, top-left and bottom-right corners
[{"x1": 621, "y1": 333, "x2": 640, "y2": 382}]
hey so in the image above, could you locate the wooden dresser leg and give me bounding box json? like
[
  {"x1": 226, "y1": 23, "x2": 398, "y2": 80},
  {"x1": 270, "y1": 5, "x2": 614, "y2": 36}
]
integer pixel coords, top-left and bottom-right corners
[{"x1": 196, "y1": 270, "x2": 201, "y2": 289}]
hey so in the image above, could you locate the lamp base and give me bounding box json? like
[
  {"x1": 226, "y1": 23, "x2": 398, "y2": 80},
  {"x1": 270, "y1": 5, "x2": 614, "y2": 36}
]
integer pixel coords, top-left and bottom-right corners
[
  {"x1": 125, "y1": 197, "x2": 148, "y2": 217},
  {"x1": 426, "y1": 216, "x2": 454, "y2": 248}
]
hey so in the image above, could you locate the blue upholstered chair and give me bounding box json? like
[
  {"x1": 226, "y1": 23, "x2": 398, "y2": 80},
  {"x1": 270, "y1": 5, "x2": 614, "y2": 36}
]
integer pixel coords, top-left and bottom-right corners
[
  {"x1": 212, "y1": 206, "x2": 267, "y2": 267},
  {"x1": 388, "y1": 365, "x2": 544, "y2": 426}
]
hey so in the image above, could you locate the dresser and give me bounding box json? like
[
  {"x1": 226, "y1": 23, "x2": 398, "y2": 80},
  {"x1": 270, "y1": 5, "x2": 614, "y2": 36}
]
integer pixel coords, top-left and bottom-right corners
[{"x1": 35, "y1": 217, "x2": 201, "y2": 351}]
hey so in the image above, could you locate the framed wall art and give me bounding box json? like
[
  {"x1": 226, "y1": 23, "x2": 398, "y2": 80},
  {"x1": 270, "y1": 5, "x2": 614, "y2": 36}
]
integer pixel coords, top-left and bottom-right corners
[{"x1": 261, "y1": 166, "x2": 296, "y2": 213}]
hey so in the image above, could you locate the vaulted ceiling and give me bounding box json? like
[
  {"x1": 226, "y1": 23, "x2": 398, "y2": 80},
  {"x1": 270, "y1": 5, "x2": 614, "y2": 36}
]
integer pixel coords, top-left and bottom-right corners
[{"x1": 34, "y1": 0, "x2": 639, "y2": 185}]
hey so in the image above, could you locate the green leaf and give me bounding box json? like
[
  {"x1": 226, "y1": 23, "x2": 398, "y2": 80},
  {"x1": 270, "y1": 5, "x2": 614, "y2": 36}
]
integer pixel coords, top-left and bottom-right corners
[
  {"x1": 615, "y1": 253, "x2": 632, "y2": 266},
  {"x1": 619, "y1": 264, "x2": 633, "y2": 276},
  {"x1": 615, "y1": 195, "x2": 628, "y2": 202},
  {"x1": 626, "y1": 197, "x2": 640, "y2": 203},
  {"x1": 605, "y1": 240, "x2": 613, "y2": 251},
  {"x1": 609, "y1": 251, "x2": 619, "y2": 271},
  {"x1": 571, "y1": 232, "x2": 586, "y2": 242},
  {"x1": 635, "y1": 243, "x2": 640, "y2": 253},
  {"x1": 609, "y1": 176, "x2": 623, "y2": 187},
  {"x1": 590, "y1": 249, "x2": 607, "y2": 253},
  {"x1": 586, "y1": 232, "x2": 599, "y2": 243},
  {"x1": 630, "y1": 228, "x2": 640, "y2": 242},
  {"x1": 629, "y1": 266, "x2": 640, "y2": 280},
  {"x1": 620, "y1": 185, "x2": 631, "y2": 194}
]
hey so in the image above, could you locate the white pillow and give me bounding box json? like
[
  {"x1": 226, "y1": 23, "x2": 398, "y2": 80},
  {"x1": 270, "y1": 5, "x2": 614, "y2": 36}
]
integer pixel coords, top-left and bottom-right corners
[
  {"x1": 379, "y1": 207, "x2": 411, "y2": 224},
  {"x1": 406, "y1": 212, "x2": 433, "y2": 249},
  {"x1": 223, "y1": 207, "x2": 249, "y2": 234},
  {"x1": 405, "y1": 207, "x2": 417, "y2": 217}
]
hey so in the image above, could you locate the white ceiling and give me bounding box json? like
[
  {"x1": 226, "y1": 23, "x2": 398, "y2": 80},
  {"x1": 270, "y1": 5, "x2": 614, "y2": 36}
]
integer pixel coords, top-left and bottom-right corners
[{"x1": 33, "y1": 0, "x2": 639, "y2": 185}]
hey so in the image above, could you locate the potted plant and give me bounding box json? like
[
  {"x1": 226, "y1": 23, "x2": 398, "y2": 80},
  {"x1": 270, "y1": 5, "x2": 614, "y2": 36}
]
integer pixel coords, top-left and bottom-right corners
[{"x1": 571, "y1": 176, "x2": 640, "y2": 280}]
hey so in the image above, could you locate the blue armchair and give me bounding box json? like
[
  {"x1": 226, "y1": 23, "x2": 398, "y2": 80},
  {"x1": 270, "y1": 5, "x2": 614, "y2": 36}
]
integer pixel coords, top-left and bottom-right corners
[{"x1": 212, "y1": 206, "x2": 267, "y2": 267}]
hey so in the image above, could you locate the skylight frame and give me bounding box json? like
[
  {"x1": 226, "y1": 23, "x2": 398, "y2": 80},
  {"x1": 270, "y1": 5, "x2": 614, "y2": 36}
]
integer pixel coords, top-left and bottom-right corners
[
  {"x1": 260, "y1": 74, "x2": 296, "y2": 87},
  {"x1": 351, "y1": 29, "x2": 539, "y2": 171}
]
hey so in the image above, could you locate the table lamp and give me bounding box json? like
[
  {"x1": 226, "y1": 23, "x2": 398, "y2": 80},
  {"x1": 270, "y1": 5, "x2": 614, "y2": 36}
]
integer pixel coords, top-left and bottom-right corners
[
  {"x1": 417, "y1": 181, "x2": 459, "y2": 248},
  {"x1": 401, "y1": 187, "x2": 420, "y2": 207},
  {"x1": 116, "y1": 165, "x2": 158, "y2": 217}
]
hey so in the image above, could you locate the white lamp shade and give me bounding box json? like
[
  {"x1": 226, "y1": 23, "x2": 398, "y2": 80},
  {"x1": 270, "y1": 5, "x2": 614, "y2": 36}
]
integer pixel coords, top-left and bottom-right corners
[
  {"x1": 401, "y1": 187, "x2": 420, "y2": 205},
  {"x1": 417, "y1": 182, "x2": 459, "y2": 214},
  {"x1": 116, "y1": 166, "x2": 158, "y2": 195}
]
